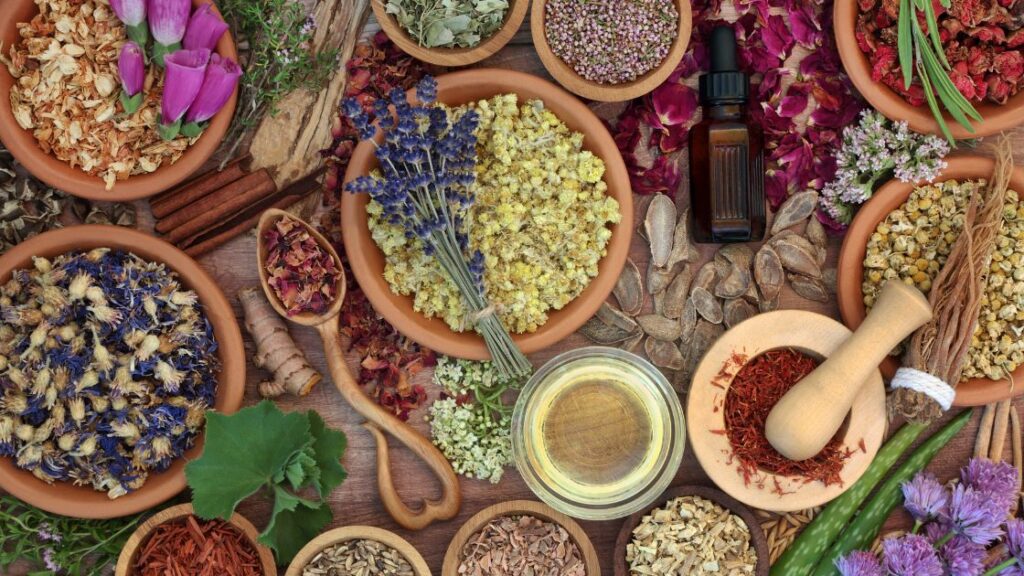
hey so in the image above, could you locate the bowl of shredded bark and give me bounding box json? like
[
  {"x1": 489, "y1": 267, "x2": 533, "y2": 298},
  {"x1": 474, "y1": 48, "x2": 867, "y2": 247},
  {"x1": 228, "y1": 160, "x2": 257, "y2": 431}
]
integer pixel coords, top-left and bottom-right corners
[
  {"x1": 613, "y1": 485, "x2": 769, "y2": 576},
  {"x1": 442, "y1": 500, "x2": 601, "y2": 576},
  {"x1": 115, "y1": 503, "x2": 275, "y2": 576},
  {"x1": 284, "y1": 526, "x2": 431, "y2": 576}
]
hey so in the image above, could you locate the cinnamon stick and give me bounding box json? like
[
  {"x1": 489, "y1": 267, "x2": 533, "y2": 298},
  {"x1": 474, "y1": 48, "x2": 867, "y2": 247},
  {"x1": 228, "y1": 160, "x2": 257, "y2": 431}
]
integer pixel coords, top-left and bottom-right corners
[
  {"x1": 159, "y1": 169, "x2": 277, "y2": 240},
  {"x1": 151, "y1": 154, "x2": 250, "y2": 218},
  {"x1": 185, "y1": 194, "x2": 302, "y2": 257}
]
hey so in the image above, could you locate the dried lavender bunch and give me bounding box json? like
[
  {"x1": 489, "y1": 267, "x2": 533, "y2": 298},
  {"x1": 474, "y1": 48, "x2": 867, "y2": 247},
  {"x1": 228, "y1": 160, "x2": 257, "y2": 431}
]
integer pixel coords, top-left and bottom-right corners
[
  {"x1": 819, "y1": 110, "x2": 949, "y2": 229},
  {"x1": 345, "y1": 76, "x2": 531, "y2": 378}
]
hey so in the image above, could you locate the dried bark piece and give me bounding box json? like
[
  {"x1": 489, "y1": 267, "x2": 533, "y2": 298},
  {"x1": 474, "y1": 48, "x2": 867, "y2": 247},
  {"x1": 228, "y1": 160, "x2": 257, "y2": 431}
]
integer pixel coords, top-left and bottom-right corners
[
  {"x1": 724, "y1": 298, "x2": 758, "y2": 328},
  {"x1": 771, "y1": 190, "x2": 818, "y2": 235},
  {"x1": 715, "y1": 265, "x2": 752, "y2": 299},
  {"x1": 774, "y1": 235, "x2": 822, "y2": 278},
  {"x1": 806, "y1": 216, "x2": 827, "y2": 248},
  {"x1": 754, "y1": 245, "x2": 785, "y2": 301},
  {"x1": 613, "y1": 259, "x2": 645, "y2": 316},
  {"x1": 596, "y1": 302, "x2": 640, "y2": 332},
  {"x1": 665, "y1": 209, "x2": 697, "y2": 269},
  {"x1": 693, "y1": 261, "x2": 719, "y2": 292},
  {"x1": 789, "y1": 274, "x2": 829, "y2": 302},
  {"x1": 637, "y1": 314, "x2": 684, "y2": 341},
  {"x1": 579, "y1": 316, "x2": 638, "y2": 345},
  {"x1": 679, "y1": 299, "x2": 698, "y2": 344},
  {"x1": 662, "y1": 265, "x2": 693, "y2": 319},
  {"x1": 690, "y1": 287, "x2": 723, "y2": 324},
  {"x1": 646, "y1": 337, "x2": 686, "y2": 371},
  {"x1": 645, "y1": 194, "x2": 676, "y2": 268}
]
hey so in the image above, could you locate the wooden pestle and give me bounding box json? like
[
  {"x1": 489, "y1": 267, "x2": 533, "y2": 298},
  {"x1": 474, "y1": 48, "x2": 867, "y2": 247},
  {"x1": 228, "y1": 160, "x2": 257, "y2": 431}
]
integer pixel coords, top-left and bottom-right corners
[{"x1": 764, "y1": 281, "x2": 932, "y2": 461}]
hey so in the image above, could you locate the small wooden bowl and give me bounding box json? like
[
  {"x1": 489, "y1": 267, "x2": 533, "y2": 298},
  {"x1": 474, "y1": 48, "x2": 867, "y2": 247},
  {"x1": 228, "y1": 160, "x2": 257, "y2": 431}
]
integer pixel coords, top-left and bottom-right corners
[
  {"x1": 613, "y1": 485, "x2": 770, "y2": 576},
  {"x1": 687, "y1": 311, "x2": 887, "y2": 512},
  {"x1": 834, "y1": 0, "x2": 1024, "y2": 138},
  {"x1": 0, "y1": 226, "x2": 245, "y2": 518},
  {"x1": 115, "y1": 503, "x2": 276, "y2": 576},
  {"x1": 530, "y1": 0, "x2": 692, "y2": 102},
  {"x1": 371, "y1": 0, "x2": 528, "y2": 67},
  {"x1": 837, "y1": 155, "x2": 1024, "y2": 406},
  {"x1": 285, "y1": 526, "x2": 431, "y2": 576},
  {"x1": 0, "y1": 0, "x2": 239, "y2": 201},
  {"x1": 442, "y1": 500, "x2": 601, "y2": 576}
]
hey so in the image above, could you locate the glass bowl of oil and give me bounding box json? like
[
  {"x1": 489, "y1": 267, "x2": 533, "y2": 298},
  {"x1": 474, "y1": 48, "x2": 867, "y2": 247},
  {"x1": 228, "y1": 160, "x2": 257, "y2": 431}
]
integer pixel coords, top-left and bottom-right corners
[{"x1": 511, "y1": 347, "x2": 685, "y2": 520}]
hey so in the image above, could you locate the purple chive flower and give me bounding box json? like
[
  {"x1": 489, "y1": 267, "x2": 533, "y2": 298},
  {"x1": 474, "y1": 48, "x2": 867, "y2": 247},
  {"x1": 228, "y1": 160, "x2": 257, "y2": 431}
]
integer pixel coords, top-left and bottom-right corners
[
  {"x1": 118, "y1": 42, "x2": 145, "y2": 96},
  {"x1": 835, "y1": 551, "x2": 883, "y2": 576},
  {"x1": 949, "y1": 484, "x2": 1006, "y2": 545},
  {"x1": 961, "y1": 458, "x2": 1019, "y2": 513},
  {"x1": 182, "y1": 4, "x2": 229, "y2": 51},
  {"x1": 902, "y1": 472, "x2": 950, "y2": 524},
  {"x1": 149, "y1": 0, "x2": 191, "y2": 65},
  {"x1": 881, "y1": 534, "x2": 944, "y2": 576},
  {"x1": 938, "y1": 534, "x2": 987, "y2": 576},
  {"x1": 1008, "y1": 519, "x2": 1024, "y2": 563},
  {"x1": 183, "y1": 53, "x2": 240, "y2": 125},
  {"x1": 159, "y1": 49, "x2": 210, "y2": 139},
  {"x1": 999, "y1": 567, "x2": 1024, "y2": 576}
]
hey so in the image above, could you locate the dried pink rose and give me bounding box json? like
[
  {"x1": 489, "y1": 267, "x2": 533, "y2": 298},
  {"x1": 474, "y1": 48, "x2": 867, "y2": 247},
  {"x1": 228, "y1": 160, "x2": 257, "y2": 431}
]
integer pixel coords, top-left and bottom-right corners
[{"x1": 263, "y1": 215, "x2": 342, "y2": 317}]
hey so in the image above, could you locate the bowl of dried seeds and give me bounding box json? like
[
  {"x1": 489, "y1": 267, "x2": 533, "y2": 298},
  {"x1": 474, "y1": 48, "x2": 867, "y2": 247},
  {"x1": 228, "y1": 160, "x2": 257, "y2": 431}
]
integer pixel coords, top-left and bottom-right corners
[
  {"x1": 613, "y1": 485, "x2": 769, "y2": 576},
  {"x1": 837, "y1": 155, "x2": 1024, "y2": 405},
  {"x1": 285, "y1": 526, "x2": 431, "y2": 576},
  {"x1": 442, "y1": 500, "x2": 601, "y2": 576},
  {"x1": 0, "y1": 0, "x2": 238, "y2": 201}
]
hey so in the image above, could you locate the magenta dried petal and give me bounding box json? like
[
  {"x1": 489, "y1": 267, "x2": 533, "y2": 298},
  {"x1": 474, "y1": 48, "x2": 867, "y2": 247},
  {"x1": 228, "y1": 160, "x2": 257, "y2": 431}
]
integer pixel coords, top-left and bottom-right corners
[
  {"x1": 765, "y1": 169, "x2": 789, "y2": 209},
  {"x1": 757, "y1": 68, "x2": 790, "y2": 103},
  {"x1": 762, "y1": 15, "x2": 796, "y2": 60},
  {"x1": 790, "y1": 4, "x2": 823, "y2": 47},
  {"x1": 652, "y1": 82, "x2": 698, "y2": 127},
  {"x1": 778, "y1": 83, "x2": 811, "y2": 118},
  {"x1": 658, "y1": 125, "x2": 690, "y2": 154}
]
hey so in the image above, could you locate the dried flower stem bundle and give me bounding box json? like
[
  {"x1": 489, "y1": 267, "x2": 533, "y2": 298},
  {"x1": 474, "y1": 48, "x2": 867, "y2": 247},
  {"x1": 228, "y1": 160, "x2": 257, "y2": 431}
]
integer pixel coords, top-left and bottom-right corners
[{"x1": 894, "y1": 137, "x2": 1014, "y2": 423}]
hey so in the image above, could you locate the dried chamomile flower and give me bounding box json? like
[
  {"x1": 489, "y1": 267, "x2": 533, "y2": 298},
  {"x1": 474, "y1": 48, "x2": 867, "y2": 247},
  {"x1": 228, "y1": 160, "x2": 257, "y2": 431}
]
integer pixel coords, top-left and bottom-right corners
[{"x1": 0, "y1": 250, "x2": 220, "y2": 498}]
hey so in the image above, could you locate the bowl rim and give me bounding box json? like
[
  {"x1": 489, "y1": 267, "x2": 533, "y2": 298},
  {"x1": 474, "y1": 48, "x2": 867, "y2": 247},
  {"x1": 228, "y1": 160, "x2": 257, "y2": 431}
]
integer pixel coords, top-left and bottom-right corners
[
  {"x1": 530, "y1": 0, "x2": 693, "y2": 102},
  {"x1": 340, "y1": 68, "x2": 634, "y2": 360},
  {"x1": 834, "y1": 0, "x2": 1024, "y2": 138},
  {"x1": 370, "y1": 0, "x2": 528, "y2": 67},
  {"x1": 284, "y1": 525, "x2": 432, "y2": 576},
  {"x1": 440, "y1": 499, "x2": 602, "y2": 576},
  {"x1": 687, "y1": 310, "x2": 887, "y2": 512},
  {"x1": 0, "y1": 0, "x2": 239, "y2": 201},
  {"x1": 115, "y1": 503, "x2": 276, "y2": 576},
  {"x1": 0, "y1": 225, "x2": 246, "y2": 518},
  {"x1": 510, "y1": 346, "x2": 686, "y2": 521},
  {"x1": 612, "y1": 485, "x2": 770, "y2": 576},
  {"x1": 836, "y1": 154, "x2": 1024, "y2": 406}
]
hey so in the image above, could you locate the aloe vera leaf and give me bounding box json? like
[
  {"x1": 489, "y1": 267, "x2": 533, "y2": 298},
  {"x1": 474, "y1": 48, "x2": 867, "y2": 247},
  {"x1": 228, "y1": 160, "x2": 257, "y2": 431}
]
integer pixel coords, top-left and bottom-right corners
[
  {"x1": 899, "y1": 0, "x2": 914, "y2": 89},
  {"x1": 810, "y1": 409, "x2": 973, "y2": 576}
]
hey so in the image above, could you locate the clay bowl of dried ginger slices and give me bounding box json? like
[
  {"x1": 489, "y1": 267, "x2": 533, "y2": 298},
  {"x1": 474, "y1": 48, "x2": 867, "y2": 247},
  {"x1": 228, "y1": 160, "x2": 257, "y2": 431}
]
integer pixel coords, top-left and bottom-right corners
[{"x1": 0, "y1": 0, "x2": 238, "y2": 201}]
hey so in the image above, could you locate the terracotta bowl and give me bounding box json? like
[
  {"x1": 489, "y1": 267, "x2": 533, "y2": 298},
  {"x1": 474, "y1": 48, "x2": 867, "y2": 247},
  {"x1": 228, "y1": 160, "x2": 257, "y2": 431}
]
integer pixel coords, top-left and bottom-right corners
[
  {"x1": 613, "y1": 485, "x2": 770, "y2": 576},
  {"x1": 530, "y1": 0, "x2": 692, "y2": 102},
  {"x1": 441, "y1": 500, "x2": 601, "y2": 576},
  {"x1": 834, "y1": 0, "x2": 1024, "y2": 138},
  {"x1": 687, "y1": 311, "x2": 887, "y2": 512},
  {"x1": 0, "y1": 0, "x2": 239, "y2": 201},
  {"x1": 341, "y1": 69, "x2": 633, "y2": 360},
  {"x1": 285, "y1": 526, "x2": 432, "y2": 576},
  {"x1": 115, "y1": 503, "x2": 276, "y2": 576},
  {"x1": 372, "y1": 0, "x2": 528, "y2": 67},
  {"x1": 0, "y1": 226, "x2": 246, "y2": 518},
  {"x1": 837, "y1": 155, "x2": 1024, "y2": 406}
]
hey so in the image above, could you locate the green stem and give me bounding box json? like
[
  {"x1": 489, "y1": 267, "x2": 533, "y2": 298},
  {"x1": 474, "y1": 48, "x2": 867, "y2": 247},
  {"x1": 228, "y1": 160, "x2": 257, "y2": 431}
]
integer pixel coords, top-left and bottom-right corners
[{"x1": 984, "y1": 558, "x2": 1017, "y2": 576}]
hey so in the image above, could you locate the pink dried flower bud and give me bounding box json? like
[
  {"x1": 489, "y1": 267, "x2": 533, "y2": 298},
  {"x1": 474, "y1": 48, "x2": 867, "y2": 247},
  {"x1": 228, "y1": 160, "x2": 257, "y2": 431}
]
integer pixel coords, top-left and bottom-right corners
[
  {"x1": 183, "y1": 3, "x2": 229, "y2": 52},
  {"x1": 149, "y1": 0, "x2": 191, "y2": 66},
  {"x1": 111, "y1": 0, "x2": 146, "y2": 27},
  {"x1": 118, "y1": 42, "x2": 145, "y2": 96},
  {"x1": 160, "y1": 48, "x2": 210, "y2": 133},
  {"x1": 185, "y1": 53, "x2": 241, "y2": 124}
]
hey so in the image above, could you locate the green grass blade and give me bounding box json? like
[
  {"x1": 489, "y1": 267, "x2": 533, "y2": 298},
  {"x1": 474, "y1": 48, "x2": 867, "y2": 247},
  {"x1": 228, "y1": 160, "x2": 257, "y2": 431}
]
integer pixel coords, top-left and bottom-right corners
[
  {"x1": 899, "y1": 0, "x2": 914, "y2": 89},
  {"x1": 915, "y1": 22, "x2": 982, "y2": 122},
  {"x1": 918, "y1": 59, "x2": 956, "y2": 143},
  {"x1": 920, "y1": 0, "x2": 949, "y2": 69}
]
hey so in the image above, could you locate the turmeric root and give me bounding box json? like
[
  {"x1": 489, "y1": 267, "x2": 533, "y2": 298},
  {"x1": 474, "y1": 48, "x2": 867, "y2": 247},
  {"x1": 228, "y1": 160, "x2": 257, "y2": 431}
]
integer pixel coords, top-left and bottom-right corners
[{"x1": 238, "y1": 287, "x2": 321, "y2": 397}]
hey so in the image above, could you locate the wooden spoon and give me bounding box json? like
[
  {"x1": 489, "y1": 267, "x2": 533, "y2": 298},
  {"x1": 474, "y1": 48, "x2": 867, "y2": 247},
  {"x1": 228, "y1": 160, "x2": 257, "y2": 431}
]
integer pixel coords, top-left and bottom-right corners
[
  {"x1": 256, "y1": 208, "x2": 461, "y2": 530},
  {"x1": 764, "y1": 281, "x2": 932, "y2": 461}
]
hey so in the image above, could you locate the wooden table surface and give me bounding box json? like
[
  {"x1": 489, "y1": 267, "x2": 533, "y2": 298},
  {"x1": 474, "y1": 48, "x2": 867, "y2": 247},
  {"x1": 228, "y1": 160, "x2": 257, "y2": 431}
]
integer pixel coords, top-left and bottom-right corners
[{"x1": 6, "y1": 11, "x2": 1024, "y2": 576}]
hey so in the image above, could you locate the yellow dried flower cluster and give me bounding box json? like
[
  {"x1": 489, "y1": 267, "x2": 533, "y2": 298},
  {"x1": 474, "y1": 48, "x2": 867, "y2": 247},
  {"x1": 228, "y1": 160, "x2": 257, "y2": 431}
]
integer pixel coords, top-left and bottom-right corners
[
  {"x1": 368, "y1": 93, "x2": 620, "y2": 333},
  {"x1": 862, "y1": 179, "x2": 1024, "y2": 380}
]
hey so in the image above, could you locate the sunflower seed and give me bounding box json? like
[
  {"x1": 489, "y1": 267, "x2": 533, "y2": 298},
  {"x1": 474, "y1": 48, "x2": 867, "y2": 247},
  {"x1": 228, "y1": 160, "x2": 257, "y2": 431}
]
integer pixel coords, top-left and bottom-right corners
[
  {"x1": 645, "y1": 194, "x2": 676, "y2": 268},
  {"x1": 596, "y1": 302, "x2": 639, "y2": 332},
  {"x1": 690, "y1": 287, "x2": 723, "y2": 324},
  {"x1": 613, "y1": 259, "x2": 644, "y2": 316},
  {"x1": 646, "y1": 337, "x2": 686, "y2": 370},
  {"x1": 665, "y1": 209, "x2": 697, "y2": 269},
  {"x1": 724, "y1": 298, "x2": 758, "y2": 328},
  {"x1": 789, "y1": 274, "x2": 829, "y2": 302},
  {"x1": 806, "y1": 216, "x2": 827, "y2": 248},
  {"x1": 774, "y1": 235, "x2": 822, "y2": 278},
  {"x1": 754, "y1": 245, "x2": 784, "y2": 301},
  {"x1": 579, "y1": 316, "x2": 637, "y2": 345},
  {"x1": 662, "y1": 265, "x2": 693, "y2": 319},
  {"x1": 637, "y1": 314, "x2": 683, "y2": 341},
  {"x1": 770, "y1": 190, "x2": 818, "y2": 235}
]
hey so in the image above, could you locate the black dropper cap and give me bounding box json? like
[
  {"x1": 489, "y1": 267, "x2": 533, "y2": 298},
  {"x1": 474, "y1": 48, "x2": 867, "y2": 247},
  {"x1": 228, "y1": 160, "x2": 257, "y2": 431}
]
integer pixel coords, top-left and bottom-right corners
[{"x1": 699, "y1": 26, "x2": 748, "y2": 106}]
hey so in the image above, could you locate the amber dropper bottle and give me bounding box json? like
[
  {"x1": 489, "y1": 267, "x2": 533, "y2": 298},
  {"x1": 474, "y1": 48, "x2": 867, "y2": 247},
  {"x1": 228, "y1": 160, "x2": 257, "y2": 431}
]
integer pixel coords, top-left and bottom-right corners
[{"x1": 690, "y1": 25, "x2": 766, "y2": 243}]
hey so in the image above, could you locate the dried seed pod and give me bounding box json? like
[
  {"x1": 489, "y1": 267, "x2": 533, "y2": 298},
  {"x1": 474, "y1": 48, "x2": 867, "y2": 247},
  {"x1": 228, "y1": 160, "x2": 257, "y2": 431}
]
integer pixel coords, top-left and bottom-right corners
[
  {"x1": 647, "y1": 263, "x2": 680, "y2": 295},
  {"x1": 646, "y1": 337, "x2": 686, "y2": 371},
  {"x1": 716, "y1": 244, "x2": 754, "y2": 270},
  {"x1": 724, "y1": 298, "x2": 758, "y2": 328},
  {"x1": 693, "y1": 261, "x2": 718, "y2": 292},
  {"x1": 806, "y1": 216, "x2": 827, "y2": 248},
  {"x1": 666, "y1": 209, "x2": 697, "y2": 269},
  {"x1": 579, "y1": 316, "x2": 638, "y2": 345},
  {"x1": 645, "y1": 194, "x2": 676, "y2": 268},
  {"x1": 771, "y1": 190, "x2": 818, "y2": 235},
  {"x1": 715, "y1": 265, "x2": 752, "y2": 299},
  {"x1": 596, "y1": 302, "x2": 640, "y2": 332},
  {"x1": 760, "y1": 296, "x2": 779, "y2": 313},
  {"x1": 823, "y1": 267, "x2": 838, "y2": 294},
  {"x1": 774, "y1": 235, "x2": 822, "y2": 278},
  {"x1": 789, "y1": 274, "x2": 829, "y2": 302},
  {"x1": 754, "y1": 245, "x2": 784, "y2": 301},
  {"x1": 690, "y1": 286, "x2": 723, "y2": 324},
  {"x1": 637, "y1": 314, "x2": 683, "y2": 341},
  {"x1": 661, "y1": 265, "x2": 693, "y2": 319},
  {"x1": 613, "y1": 259, "x2": 644, "y2": 316},
  {"x1": 683, "y1": 320, "x2": 725, "y2": 377},
  {"x1": 624, "y1": 331, "x2": 645, "y2": 353},
  {"x1": 741, "y1": 280, "x2": 760, "y2": 305},
  {"x1": 679, "y1": 299, "x2": 698, "y2": 344}
]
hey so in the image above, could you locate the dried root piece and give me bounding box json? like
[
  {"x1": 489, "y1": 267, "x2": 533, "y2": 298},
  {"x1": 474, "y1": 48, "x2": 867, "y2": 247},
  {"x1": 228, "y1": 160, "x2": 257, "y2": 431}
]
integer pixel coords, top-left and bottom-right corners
[
  {"x1": 238, "y1": 287, "x2": 321, "y2": 397},
  {"x1": 975, "y1": 403, "x2": 997, "y2": 460},
  {"x1": 991, "y1": 399, "x2": 1013, "y2": 461}
]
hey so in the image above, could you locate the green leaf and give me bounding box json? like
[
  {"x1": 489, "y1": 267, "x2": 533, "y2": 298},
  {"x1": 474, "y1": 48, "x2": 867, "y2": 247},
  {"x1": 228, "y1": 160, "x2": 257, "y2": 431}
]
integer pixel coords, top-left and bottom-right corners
[
  {"x1": 308, "y1": 411, "x2": 348, "y2": 498},
  {"x1": 273, "y1": 445, "x2": 319, "y2": 491},
  {"x1": 918, "y1": 0, "x2": 949, "y2": 69},
  {"x1": 914, "y1": 21, "x2": 981, "y2": 122},
  {"x1": 918, "y1": 57, "x2": 956, "y2": 143},
  {"x1": 898, "y1": 0, "x2": 913, "y2": 89},
  {"x1": 424, "y1": 21, "x2": 455, "y2": 47},
  {"x1": 259, "y1": 486, "x2": 333, "y2": 565},
  {"x1": 186, "y1": 401, "x2": 314, "y2": 520}
]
